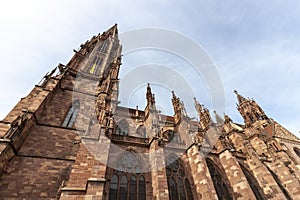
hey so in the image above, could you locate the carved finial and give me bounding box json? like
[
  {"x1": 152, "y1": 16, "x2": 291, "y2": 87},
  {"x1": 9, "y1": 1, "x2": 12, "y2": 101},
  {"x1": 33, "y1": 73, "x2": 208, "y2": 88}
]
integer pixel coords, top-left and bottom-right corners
[
  {"x1": 146, "y1": 83, "x2": 155, "y2": 105},
  {"x1": 224, "y1": 115, "x2": 233, "y2": 124},
  {"x1": 172, "y1": 91, "x2": 176, "y2": 98},
  {"x1": 234, "y1": 90, "x2": 247, "y2": 104}
]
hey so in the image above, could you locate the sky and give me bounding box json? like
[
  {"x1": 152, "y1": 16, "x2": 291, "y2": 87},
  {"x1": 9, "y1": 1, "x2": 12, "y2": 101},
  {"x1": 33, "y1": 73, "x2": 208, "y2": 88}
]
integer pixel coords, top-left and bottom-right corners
[{"x1": 0, "y1": 0, "x2": 299, "y2": 137}]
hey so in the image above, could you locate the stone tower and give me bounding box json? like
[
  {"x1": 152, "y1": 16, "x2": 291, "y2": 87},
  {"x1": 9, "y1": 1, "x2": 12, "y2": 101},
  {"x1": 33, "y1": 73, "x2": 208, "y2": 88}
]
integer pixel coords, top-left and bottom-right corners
[{"x1": 1, "y1": 25, "x2": 300, "y2": 199}]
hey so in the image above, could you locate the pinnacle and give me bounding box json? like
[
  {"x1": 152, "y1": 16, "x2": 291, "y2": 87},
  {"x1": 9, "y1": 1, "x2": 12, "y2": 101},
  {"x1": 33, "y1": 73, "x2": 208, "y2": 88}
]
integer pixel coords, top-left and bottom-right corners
[
  {"x1": 214, "y1": 110, "x2": 224, "y2": 124},
  {"x1": 234, "y1": 90, "x2": 247, "y2": 104}
]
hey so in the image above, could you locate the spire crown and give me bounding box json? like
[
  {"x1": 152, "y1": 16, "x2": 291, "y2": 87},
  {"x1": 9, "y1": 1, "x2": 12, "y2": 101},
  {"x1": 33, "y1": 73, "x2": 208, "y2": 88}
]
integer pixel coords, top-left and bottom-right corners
[
  {"x1": 194, "y1": 97, "x2": 203, "y2": 113},
  {"x1": 234, "y1": 90, "x2": 247, "y2": 104},
  {"x1": 146, "y1": 83, "x2": 155, "y2": 105}
]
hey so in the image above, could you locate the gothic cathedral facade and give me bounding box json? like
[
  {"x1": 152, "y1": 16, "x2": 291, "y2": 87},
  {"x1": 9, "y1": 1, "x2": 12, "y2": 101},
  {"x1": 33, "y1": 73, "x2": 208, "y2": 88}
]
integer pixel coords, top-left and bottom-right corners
[{"x1": 0, "y1": 25, "x2": 300, "y2": 199}]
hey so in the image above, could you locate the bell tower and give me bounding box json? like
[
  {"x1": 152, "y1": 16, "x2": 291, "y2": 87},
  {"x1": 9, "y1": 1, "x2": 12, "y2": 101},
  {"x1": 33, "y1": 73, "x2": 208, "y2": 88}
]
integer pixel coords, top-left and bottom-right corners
[{"x1": 0, "y1": 24, "x2": 122, "y2": 199}]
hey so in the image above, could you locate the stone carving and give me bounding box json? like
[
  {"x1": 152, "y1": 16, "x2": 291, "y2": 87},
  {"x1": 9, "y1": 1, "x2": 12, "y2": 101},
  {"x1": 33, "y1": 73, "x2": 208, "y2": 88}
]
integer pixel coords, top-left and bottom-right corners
[{"x1": 4, "y1": 112, "x2": 28, "y2": 139}]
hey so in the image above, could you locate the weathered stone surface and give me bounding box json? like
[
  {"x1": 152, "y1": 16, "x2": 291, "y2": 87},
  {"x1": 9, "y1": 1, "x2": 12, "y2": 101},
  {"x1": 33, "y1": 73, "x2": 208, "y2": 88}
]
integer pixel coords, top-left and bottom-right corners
[{"x1": 1, "y1": 24, "x2": 300, "y2": 200}]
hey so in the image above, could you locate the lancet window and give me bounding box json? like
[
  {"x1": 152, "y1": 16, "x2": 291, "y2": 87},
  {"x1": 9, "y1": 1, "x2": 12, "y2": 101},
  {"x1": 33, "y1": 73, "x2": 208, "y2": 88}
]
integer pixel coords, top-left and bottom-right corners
[{"x1": 62, "y1": 100, "x2": 80, "y2": 128}]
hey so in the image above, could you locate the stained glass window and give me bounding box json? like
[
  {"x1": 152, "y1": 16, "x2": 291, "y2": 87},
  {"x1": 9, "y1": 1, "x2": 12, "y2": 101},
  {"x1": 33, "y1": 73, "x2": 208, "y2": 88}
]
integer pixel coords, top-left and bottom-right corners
[
  {"x1": 108, "y1": 175, "x2": 118, "y2": 200},
  {"x1": 268, "y1": 168, "x2": 292, "y2": 200},
  {"x1": 206, "y1": 158, "x2": 233, "y2": 200},
  {"x1": 294, "y1": 147, "x2": 300, "y2": 158},
  {"x1": 239, "y1": 164, "x2": 264, "y2": 199},
  {"x1": 166, "y1": 158, "x2": 194, "y2": 200},
  {"x1": 136, "y1": 126, "x2": 146, "y2": 138},
  {"x1": 108, "y1": 152, "x2": 146, "y2": 200}
]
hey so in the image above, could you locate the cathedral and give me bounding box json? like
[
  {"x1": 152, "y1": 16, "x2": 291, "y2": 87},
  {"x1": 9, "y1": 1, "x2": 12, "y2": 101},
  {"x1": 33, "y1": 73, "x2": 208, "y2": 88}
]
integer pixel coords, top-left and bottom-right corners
[{"x1": 0, "y1": 24, "x2": 300, "y2": 200}]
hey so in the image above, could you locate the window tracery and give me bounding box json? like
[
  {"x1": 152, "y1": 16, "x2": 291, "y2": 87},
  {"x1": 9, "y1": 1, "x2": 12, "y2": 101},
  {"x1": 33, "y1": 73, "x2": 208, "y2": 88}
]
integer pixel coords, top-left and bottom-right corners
[
  {"x1": 164, "y1": 130, "x2": 182, "y2": 143},
  {"x1": 166, "y1": 157, "x2": 194, "y2": 200},
  {"x1": 239, "y1": 164, "x2": 264, "y2": 199},
  {"x1": 116, "y1": 119, "x2": 129, "y2": 136},
  {"x1": 108, "y1": 152, "x2": 146, "y2": 200},
  {"x1": 206, "y1": 158, "x2": 233, "y2": 200},
  {"x1": 136, "y1": 126, "x2": 146, "y2": 138}
]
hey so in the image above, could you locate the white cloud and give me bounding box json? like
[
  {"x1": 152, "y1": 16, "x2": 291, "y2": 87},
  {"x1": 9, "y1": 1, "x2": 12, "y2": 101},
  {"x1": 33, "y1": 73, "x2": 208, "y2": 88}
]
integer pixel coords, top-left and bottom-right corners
[{"x1": 0, "y1": 0, "x2": 299, "y2": 137}]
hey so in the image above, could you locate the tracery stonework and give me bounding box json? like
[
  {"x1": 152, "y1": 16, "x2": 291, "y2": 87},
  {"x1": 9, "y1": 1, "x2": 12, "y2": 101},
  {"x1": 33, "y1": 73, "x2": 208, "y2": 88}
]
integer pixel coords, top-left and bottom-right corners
[{"x1": 0, "y1": 24, "x2": 300, "y2": 199}]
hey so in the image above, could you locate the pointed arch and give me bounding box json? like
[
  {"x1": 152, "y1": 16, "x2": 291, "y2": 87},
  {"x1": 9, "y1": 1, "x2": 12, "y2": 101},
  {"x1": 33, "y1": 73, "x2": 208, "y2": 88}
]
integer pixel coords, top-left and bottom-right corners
[
  {"x1": 294, "y1": 147, "x2": 300, "y2": 158},
  {"x1": 116, "y1": 119, "x2": 129, "y2": 136},
  {"x1": 267, "y1": 167, "x2": 292, "y2": 200},
  {"x1": 163, "y1": 130, "x2": 181, "y2": 143},
  {"x1": 138, "y1": 175, "x2": 146, "y2": 200},
  {"x1": 136, "y1": 125, "x2": 146, "y2": 138},
  {"x1": 62, "y1": 100, "x2": 80, "y2": 128},
  {"x1": 206, "y1": 158, "x2": 233, "y2": 200},
  {"x1": 108, "y1": 151, "x2": 147, "y2": 200},
  {"x1": 239, "y1": 163, "x2": 265, "y2": 199},
  {"x1": 129, "y1": 174, "x2": 137, "y2": 200},
  {"x1": 166, "y1": 156, "x2": 195, "y2": 200},
  {"x1": 168, "y1": 177, "x2": 178, "y2": 200},
  {"x1": 108, "y1": 175, "x2": 118, "y2": 200}
]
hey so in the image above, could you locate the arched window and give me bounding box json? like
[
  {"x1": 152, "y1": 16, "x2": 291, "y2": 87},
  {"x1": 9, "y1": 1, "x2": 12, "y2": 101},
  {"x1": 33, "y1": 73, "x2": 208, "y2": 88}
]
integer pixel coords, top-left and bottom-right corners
[
  {"x1": 206, "y1": 158, "x2": 233, "y2": 200},
  {"x1": 138, "y1": 176, "x2": 146, "y2": 200},
  {"x1": 294, "y1": 147, "x2": 300, "y2": 158},
  {"x1": 136, "y1": 126, "x2": 146, "y2": 138},
  {"x1": 108, "y1": 175, "x2": 118, "y2": 200},
  {"x1": 268, "y1": 168, "x2": 292, "y2": 200},
  {"x1": 119, "y1": 175, "x2": 128, "y2": 200},
  {"x1": 116, "y1": 119, "x2": 129, "y2": 136},
  {"x1": 166, "y1": 157, "x2": 194, "y2": 200},
  {"x1": 108, "y1": 152, "x2": 146, "y2": 200},
  {"x1": 239, "y1": 164, "x2": 264, "y2": 199},
  {"x1": 62, "y1": 100, "x2": 80, "y2": 128},
  {"x1": 165, "y1": 130, "x2": 181, "y2": 143},
  {"x1": 129, "y1": 175, "x2": 137, "y2": 200}
]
